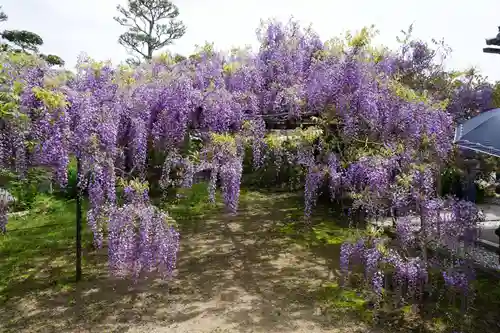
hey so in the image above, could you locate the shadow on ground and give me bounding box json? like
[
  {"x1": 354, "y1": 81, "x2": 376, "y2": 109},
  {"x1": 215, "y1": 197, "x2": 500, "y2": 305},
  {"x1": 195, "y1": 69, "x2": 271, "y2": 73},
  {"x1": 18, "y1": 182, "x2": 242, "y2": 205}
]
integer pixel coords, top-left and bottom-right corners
[{"x1": 0, "y1": 191, "x2": 371, "y2": 333}]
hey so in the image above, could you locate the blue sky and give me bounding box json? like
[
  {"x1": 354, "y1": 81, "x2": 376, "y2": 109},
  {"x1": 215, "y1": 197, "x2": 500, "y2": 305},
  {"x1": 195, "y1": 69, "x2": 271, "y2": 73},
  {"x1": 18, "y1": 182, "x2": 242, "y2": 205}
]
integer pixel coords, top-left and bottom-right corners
[{"x1": 2, "y1": 0, "x2": 500, "y2": 81}]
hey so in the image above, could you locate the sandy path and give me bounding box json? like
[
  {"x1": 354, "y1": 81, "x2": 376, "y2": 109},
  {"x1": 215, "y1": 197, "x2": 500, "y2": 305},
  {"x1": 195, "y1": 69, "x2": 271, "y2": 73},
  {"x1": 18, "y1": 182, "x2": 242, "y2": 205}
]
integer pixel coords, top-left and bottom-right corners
[{"x1": 1, "y1": 194, "x2": 373, "y2": 333}]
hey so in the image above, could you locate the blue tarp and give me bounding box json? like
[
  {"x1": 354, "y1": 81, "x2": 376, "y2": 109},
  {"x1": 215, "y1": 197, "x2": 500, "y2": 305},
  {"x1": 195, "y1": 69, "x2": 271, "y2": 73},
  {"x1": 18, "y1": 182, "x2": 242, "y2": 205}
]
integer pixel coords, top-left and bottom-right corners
[
  {"x1": 453, "y1": 108, "x2": 500, "y2": 203},
  {"x1": 455, "y1": 108, "x2": 500, "y2": 158}
]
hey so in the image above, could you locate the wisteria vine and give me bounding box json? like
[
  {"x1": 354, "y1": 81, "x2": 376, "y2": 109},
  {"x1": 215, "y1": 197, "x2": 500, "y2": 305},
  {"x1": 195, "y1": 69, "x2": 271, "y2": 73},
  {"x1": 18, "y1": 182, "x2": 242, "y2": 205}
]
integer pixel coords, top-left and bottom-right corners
[{"x1": 0, "y1": 18, "x2": 493, "y2": 305}]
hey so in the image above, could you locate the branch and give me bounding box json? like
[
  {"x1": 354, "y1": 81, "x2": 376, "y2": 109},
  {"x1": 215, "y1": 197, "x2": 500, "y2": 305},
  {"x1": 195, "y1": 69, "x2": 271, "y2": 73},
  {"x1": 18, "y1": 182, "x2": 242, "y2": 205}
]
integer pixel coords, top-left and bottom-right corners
[
  {"x1": 114, "y1": 5, "x2": 149, "y2": 36},
  {"x1": 152, "y1": 20, "x2": 186, "y2": 49},
  {"x1": 118, "y1": 32, "x2": 148, "y2": 59},
  {"x1": 151, "y1": 1, "x2": 178, "y2": 20}
]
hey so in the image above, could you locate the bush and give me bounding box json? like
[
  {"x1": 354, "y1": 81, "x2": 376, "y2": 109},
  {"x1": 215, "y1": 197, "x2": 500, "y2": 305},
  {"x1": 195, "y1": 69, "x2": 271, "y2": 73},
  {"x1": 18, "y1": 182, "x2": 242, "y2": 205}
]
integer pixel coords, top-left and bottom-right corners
[
  {"x1": 241, "y1": 146, "x2": 305, "y2": 191},
  {"x1": 0, "y1": 167, "x2": 52, "y2": 211},
  {"x1": 440, "y1": 166, "x2": 463, "y2": 197}
]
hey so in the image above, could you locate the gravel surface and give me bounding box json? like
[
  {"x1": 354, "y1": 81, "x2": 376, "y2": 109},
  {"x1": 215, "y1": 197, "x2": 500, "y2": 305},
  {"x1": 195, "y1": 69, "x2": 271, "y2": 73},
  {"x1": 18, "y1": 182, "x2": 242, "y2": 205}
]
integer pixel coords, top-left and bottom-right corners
[{"x1": 455, "y1": 243, "x2": 500, "y2": 271}]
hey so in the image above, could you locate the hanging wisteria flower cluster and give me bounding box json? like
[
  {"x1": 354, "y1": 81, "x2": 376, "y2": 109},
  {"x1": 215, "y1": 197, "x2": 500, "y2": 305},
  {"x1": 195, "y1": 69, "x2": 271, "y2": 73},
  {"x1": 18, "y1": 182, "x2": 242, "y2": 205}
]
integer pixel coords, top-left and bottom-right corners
[{"x1": 108, "y1": 180, "x2": 179, "y2": 279}]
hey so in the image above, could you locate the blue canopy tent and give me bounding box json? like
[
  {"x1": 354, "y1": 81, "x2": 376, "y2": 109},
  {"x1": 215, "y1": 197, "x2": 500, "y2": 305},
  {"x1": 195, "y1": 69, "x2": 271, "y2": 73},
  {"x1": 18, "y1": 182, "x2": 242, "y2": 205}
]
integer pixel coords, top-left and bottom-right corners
[
  {"x1": 453, "y1": 109, "x2": 500, "y2": 202},
  {"x1": 454, "y1": 108, "x2": 500, "y2": 158},
  {"x1": 453, "y1": 108, "x2": 500, "y2": 260}
]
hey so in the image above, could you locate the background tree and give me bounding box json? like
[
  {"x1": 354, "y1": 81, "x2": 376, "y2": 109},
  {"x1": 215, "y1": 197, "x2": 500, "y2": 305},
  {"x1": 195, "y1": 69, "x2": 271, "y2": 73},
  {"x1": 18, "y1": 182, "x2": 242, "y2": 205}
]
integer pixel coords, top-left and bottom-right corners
[
  {"x1": 173, "y1": 53, "x2": 186, "y2": 63},
  {"x1": 114, "y1": 0, "x2": 187, "y2": 61},
  {"x1": 1, "y1": 30, "x2": 43, "y2": 52},
  {"x1": 40, "y1": 54, "x2": 65, "y2": 66},
  {"x1": 0, "y1": 8, "x2": 65, "y2": 67}
]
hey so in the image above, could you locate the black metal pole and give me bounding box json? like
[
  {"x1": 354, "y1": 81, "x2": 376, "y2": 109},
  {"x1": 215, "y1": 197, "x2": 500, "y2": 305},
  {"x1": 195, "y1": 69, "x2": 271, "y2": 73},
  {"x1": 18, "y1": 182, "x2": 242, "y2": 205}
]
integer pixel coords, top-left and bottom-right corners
[
  {"x1": 76, "y1": 157, "x2": 82, "y2": 282},
  {"x1": 495, "y1": 226, "x2": 500, "y2": 265}
]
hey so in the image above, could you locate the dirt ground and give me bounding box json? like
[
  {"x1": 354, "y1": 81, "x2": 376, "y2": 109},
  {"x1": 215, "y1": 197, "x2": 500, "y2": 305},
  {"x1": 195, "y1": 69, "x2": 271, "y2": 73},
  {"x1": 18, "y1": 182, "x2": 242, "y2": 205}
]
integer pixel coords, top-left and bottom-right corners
[{"x1": 0, "y1": 193, "x2": 375, "y2": 333}]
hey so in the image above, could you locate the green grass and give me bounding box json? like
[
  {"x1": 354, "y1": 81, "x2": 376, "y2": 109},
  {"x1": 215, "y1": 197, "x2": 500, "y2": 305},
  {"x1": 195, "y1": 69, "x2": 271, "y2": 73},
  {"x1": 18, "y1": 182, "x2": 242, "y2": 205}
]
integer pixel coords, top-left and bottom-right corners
[
  {"x1": 0, "y1": 183, "x2": 220, "y2": 303},
  {"x1": 167, "y1": 182, "x2": 223, "y2": 220},
  {"x1": 0, "y1": 194, "x2": 94, "y2": 302}
]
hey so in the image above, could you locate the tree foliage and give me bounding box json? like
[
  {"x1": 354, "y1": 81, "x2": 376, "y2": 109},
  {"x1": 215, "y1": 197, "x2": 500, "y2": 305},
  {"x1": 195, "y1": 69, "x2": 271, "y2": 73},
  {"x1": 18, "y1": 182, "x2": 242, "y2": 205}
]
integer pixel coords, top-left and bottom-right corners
[
  {"x1": 0, "y1": 6, "x2": 7, "y2": 23},
  {"x1": 114, "y1": 0, "x2": 186, "y2": 60},
  {"x1": 40, "y1": 54, "x2": 65, "y2": 66},
  {"x1": 1, "y1": 30, "x2": 43, "y2": 53}
]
